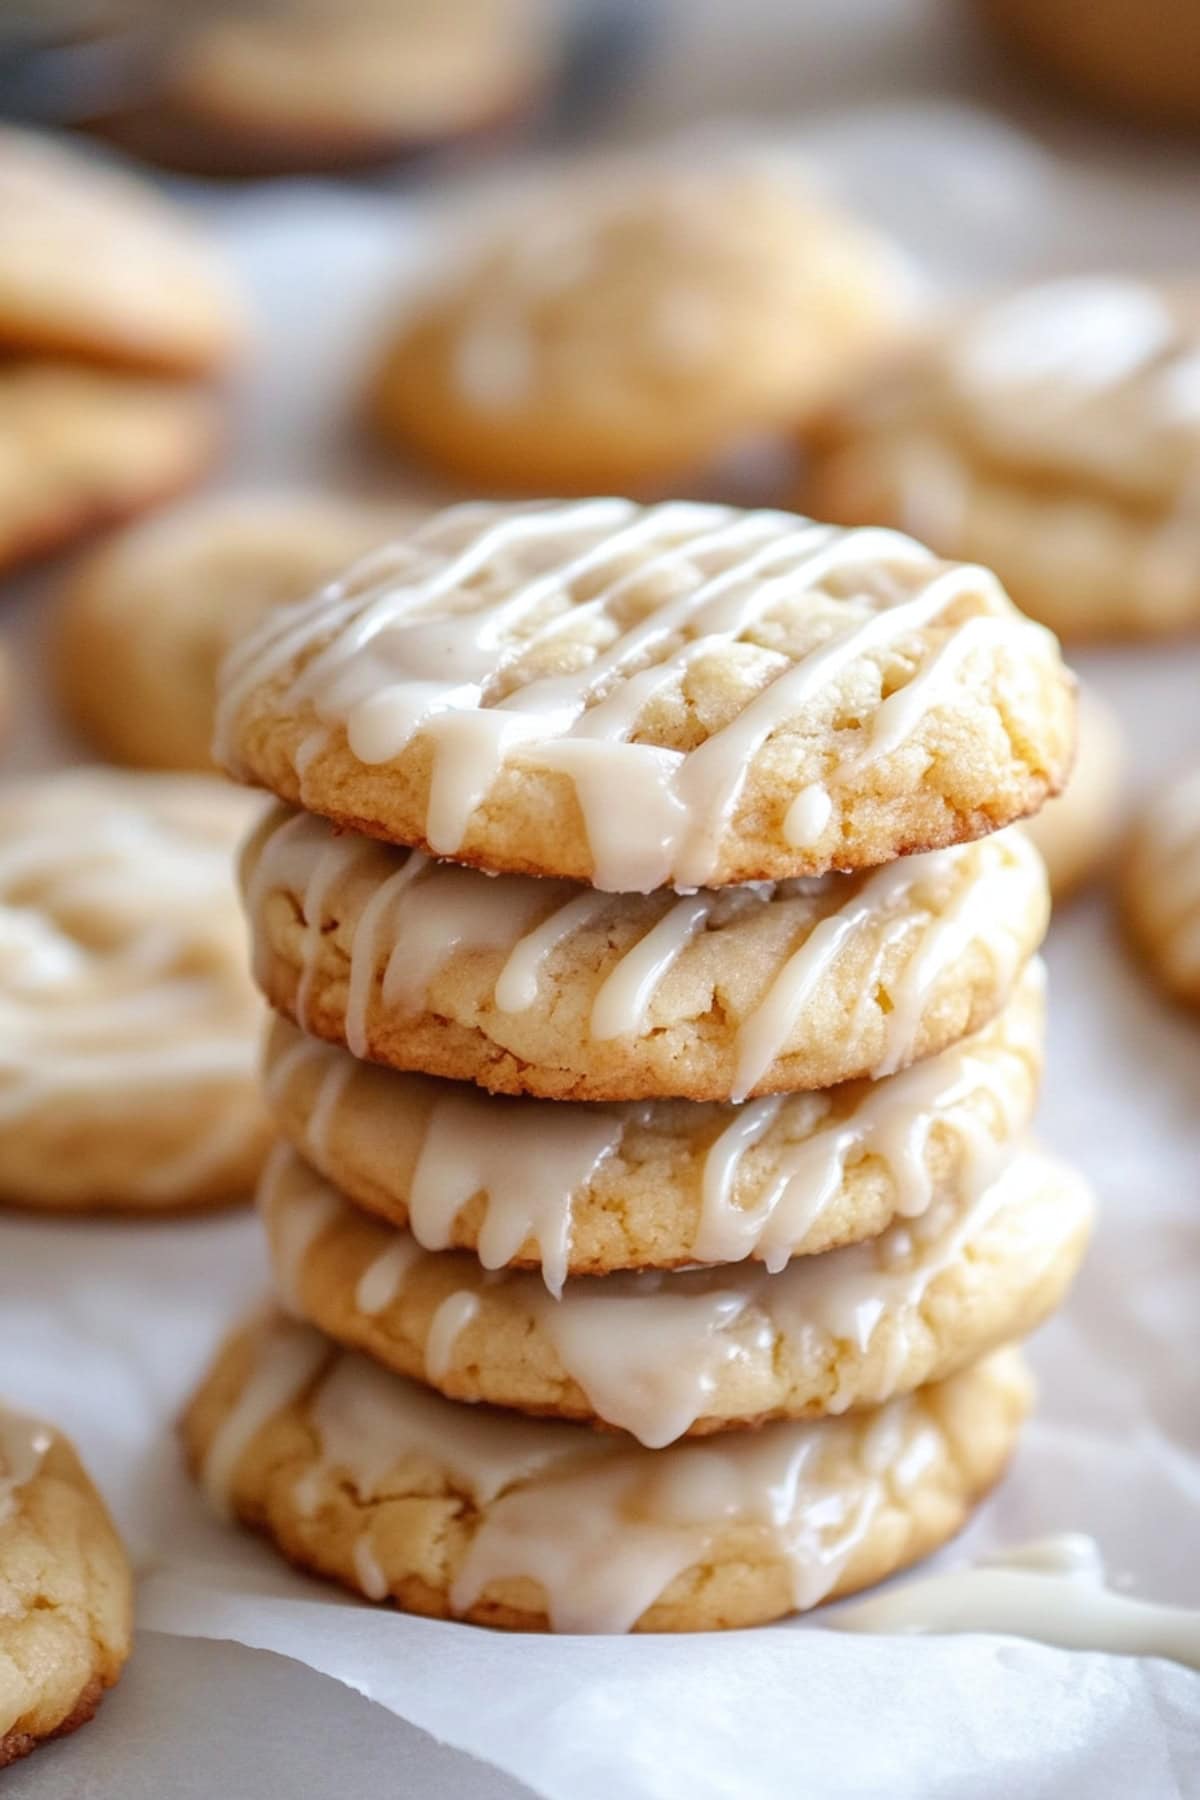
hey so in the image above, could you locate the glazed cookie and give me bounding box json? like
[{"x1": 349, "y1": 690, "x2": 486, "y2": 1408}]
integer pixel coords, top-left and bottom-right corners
[
  {"x1": 366, "y1": 158, "x2": 907, "y2": 492},
  {"x1": 243, "y1": 805, "x2": 1050, "y2": 1101},
  {"x1": 106, "y1": 0, "x2": 557, "y2": 177},
  {"x1": 1025, "y1": 685, "x2": 1124, "y2": 900},
  {"x1": 1123, "y1": 763, "x2": 1200, "y2": 1011},
  {"x1": 0, "y1": 362, "x2": 219, "y2": 576},
  {"x1": 0, "y1": 1407, "x2": 132, "y2": 1768},
  {"x1": 260, "y1": 1143, "x2": 1090, "y2": 1446},
  {"x1": 0, "y1": 769, "x2": 270, "y2": 1212},
  {"x1": 264, "y1": 961, "x2": 1046, "y2": 1289},
  {"x1": 217, "y1": 499, "x2": 1076, "y2": 890},
  {"x1": 184, "y1": 1312, "x2": 1033, "y2": 1633},
  {"x1": 0, "y1": 125, "x2": 241, "y2": 374},
  {"x1": 57, "y1": 494, "x2": 414, "y2": 773},
  {"x1": 807, "y1": 279, "x2": 1200, "y2": 642}
]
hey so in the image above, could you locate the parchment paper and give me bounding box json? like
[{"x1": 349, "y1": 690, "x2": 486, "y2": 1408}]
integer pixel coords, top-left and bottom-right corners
[{"x1": 2, "y1": 102, "x2": 1199, "y2": 1798}]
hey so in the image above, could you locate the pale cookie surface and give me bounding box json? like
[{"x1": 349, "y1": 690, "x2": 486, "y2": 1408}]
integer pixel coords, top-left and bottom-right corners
[
  {"x1": 218, "y1": 499, "x2": 1076, "y2": 890},
  {"x1": 0, "y1": 769, "x2": 270, "y2": 1212},
  {"x1": 0, "y1": 1406, "x2": 132, "y2": 1768},
  {"x1": 261, "y1": 1143, "x2": 1090, "y2": 1447},
  {"x1": 156, "y1": 0, "x2": 554, "y2": 169},
  {"x1": 183, "y1": 1311, "x2": 1033, "y2": 1633},
  {"x1": 244, "y1": 804, "x2": 1049, "y2": 1101},
  {"x1": 0, "y1": 362, "x2": 219, "y2": 576},
  {"x1": 264, "y1": 963, "x2": 1046, "y2": 1288},
  {"x1": 57, "y1": 494, "x2": 414, "y2": 773},
  {"x1": 1123, "y1": 763, "x2": 1200, "y2": 1011},
  {"x1": 807, "y1": 279, "x2": 1200, "y2": 641},
  {"x1": 367, "y1": 158, "x2": 906, "y2": 491},
  {"x1": 0, "y1": 125, "x2": 241, "y2": 373},
  {"x1": 1025, "y1": 685, "x2": 1124, "y2": 899}
]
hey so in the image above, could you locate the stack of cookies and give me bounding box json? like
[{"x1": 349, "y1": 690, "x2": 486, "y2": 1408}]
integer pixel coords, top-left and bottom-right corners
[{"x1": 185, "y1": 498, "x2": 1093, "y2": 1634}]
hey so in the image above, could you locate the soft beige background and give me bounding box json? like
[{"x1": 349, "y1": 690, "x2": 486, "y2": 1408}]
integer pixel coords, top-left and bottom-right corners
[{"x1": 4, "y1": 4, "x2": 1200, "y2": 1794}]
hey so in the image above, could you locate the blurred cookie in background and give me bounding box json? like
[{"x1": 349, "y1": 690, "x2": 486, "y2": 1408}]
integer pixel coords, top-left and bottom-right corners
[
  {"x1": 0, "y1": 769, "x2": 270, "y2": 1213},
  {"x1": 0, "y1": 1405, "x2": 132, "y2": 1768},
  {"x1": 1123, "y1": 762, "x2": 1200, "y2": 1013},
  {"x1": 806, "y1": 278, "x2": 1200, "y2": 642},
  {"x1": 86, "y1": 0, "x2": 563, "y2": 178},
  {"x1": 0, "y1": 362, "x2": 219, "y2": 577},
  {"x1": 1025, "y1": 685, "x2": 1124, "y2": 901},
  {"x1": 56, "y1": 492, "x2": 417, "y2": 771},
  {"x1": 972, "y1": 0, "x2": 1200, "y2": 132},
  {"x1": 0, "y1": 124, "x2": 243, "y2": 375},
  {"x1": 366, "y1": 155, "x2": 911, "y2": 495}
]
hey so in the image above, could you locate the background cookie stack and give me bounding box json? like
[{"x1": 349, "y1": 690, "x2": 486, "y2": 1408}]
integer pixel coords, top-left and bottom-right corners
[{"x1": 185, "y1": 497, "x2": 1093, "y2": 1634}]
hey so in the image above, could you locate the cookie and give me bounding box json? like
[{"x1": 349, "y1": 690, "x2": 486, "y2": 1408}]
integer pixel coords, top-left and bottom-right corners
[
  {"x1": 183, "y1": 1311, "x2": 1032, "y2": 1633},
  {"x1": 0, "y1": 1406, "x2": 132, "y2": 1768},
  {"x1": 974, "y1": 0, "x2": 1200, "y2": 130},
  {"x1": 0, "y1": 125, "x2": 241, "y2": 374},
  {"x1": 366, "y1": 158, "x2": 907, "y2": 493},
  {"x1": 260, "y1": 1143, "x2": 1090, "y2": 1447},
  {"x1": 0, "y1": 361, "x2": 219, "y2": 576},
  {"x1": 263, "y1": 961, "x2": 1046, "y2": 1289},
  {"x1": 1025, "y1": 684, "x2": 1124, "y2": 900},
  {"x1": 56, "y1": 494, "x2": 415, "y2": 773},
  {"x1": 807, "y1": 279, "x2": 1200, "y2": 642},
  {"x1": 243, "y1": 804, "x2": 1049, "y2": 1101},
  {"x1": 98, "y1": 0, "x2": 557, "y2": 178},
  {"x1": 217, "y1": 499, "x2": 1076, "y2": 890},
  {"x1": 0, "y1": 769, "x2": 270, "y2": 1212},
  {"x1": 1122, "y1": 763, "x2": 1200, "y2": 1011}
]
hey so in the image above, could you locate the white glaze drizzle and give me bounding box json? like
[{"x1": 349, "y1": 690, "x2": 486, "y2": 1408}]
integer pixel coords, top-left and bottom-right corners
[
  {"x1": 258, "y1": 1143, "x2": 338, "y2": 1316},
  {"x1": 0, "y1": 1406, "x2": 55, "y2": 1523},
  {"x1": 267, "y1": 960, "x2": 1042, "y2": 1293},
  {"x1": 953, "y1": 280, "x2": 1176, "y2": 394},
  {"x1": 200, "y1": 1319, "x2": 328, "y2": 1519},
  {"x1": 438, "y1": 1148, "x2": 1082, "y2": 1445},
  {"x1": 695, "y1": 958, "x2": 1043, "y2": 1268},
  {"x1": 425, "y1": 1292, "x2": 482, "y2": 1382},
  {"x1": 0, "y1": 774, "x2": 263, "y2": 1196},
  {"x1": 250, "y1": 805, "x2": 1043, "y2": 1100},
  {"x1": 829, "y1": 1534, "x2": 1200, "y2": 1671},
  {"x1": 237, "y1": 1315, "x2": 1006, "y2": 1634},
  {"x1": 218, "y1": 499, "x2": 1045, "y2": 893},
  {"x1": 263, "y1": 1139, "x2": 1081, "y2": 1450},
  {"x1": 354, "y1": 1237, "x2": 424, "y2": 1317},
  {"x1": 407, "y1": 1090, "x2": 625, "y2": 1299}
]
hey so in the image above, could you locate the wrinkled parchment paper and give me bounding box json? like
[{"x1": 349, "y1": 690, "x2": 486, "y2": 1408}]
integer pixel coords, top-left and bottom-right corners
[{"x1": 3, "y1": 100, "x2": 1200, "y2": 1798}]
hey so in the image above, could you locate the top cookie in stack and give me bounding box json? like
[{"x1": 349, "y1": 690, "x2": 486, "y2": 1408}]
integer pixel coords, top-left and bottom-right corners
[{"x1": 216, "y1": 497, "x2": 1073, "y2": 890}]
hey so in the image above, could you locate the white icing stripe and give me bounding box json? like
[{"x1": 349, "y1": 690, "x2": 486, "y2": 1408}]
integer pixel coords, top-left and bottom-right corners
[
  {"x1": 250, "y1": 807, "x2": 1043, "y2": 1100},
  {"x1": 0, "y1": 775, "x2": 263, "y2": 1194},
  {"x1": 0, "y1": 1407, "x2": 55, "y2": 1523},
  {"x1": 699, "y1": 961, "x2": 1043, "y2": 1269},
  {"x1": 219, "y1": 500, "x2": 1037, "y2": 892},
  {"x1": 425, "y1": 1292, "x2": 482, "y2": 1382},
  {"x1": 355, "y1": 1237, "x2": 424, "y2": 1316},
  {"x1": 407, "y1": 1090, "x2": 624, "y2": 1299},
  {"x1": 236, "y1": 1319, "x2": 1022, "y2": 1634},
  {"x1": 258, "y1": 1144, "x2": 338, "y2": 1317},
  {"x1": 830, "y1": 1534, "x2": 1200, "y2": 1671},
  {"x1": 590, "y1": 893, "x2": 717, "y2": 1041},
  {"x1": 266, "y1": 962, "x2": 1043, "y2": 1293},
  {"x1": 493, "y1": 892, "x2": 610, "y2": 1014},
  {"x1": 264, "y1": 1134, "x2": 1078, "y2": 1450},
  {"x1": 201, "y1": 1320, "x2": 328, "y2": 1518}
]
